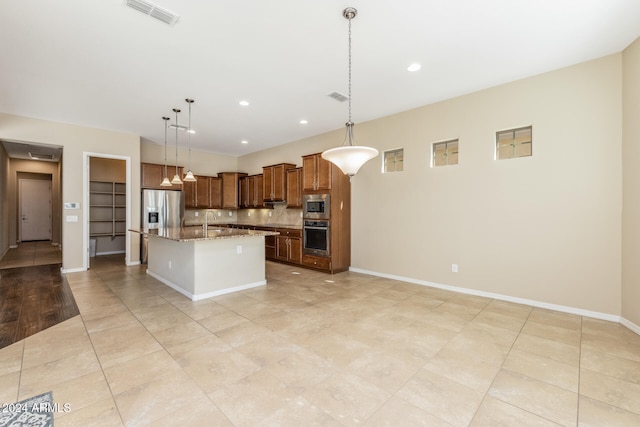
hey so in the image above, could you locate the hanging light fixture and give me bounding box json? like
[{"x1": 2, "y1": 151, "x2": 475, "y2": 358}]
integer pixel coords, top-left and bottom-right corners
[
  {"x1": 321, "y1": 7, "x2": 378, "y2": 178},
  {"x1": 183, "y1": 98, "x2": 196, "y2": 182},
  {"x1": 170, "y1": 108, "x2": 183, "y2": 185},
  {"x1": 160, "y1": 116, "x2": 172, "y2": 187}
]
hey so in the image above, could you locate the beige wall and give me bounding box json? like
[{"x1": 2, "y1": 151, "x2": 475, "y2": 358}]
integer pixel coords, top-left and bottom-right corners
[
  {"x1": 140, "y1": 139, "x2": 238, "y2": 175},
  {"x1": 622, "y1": 38, "x2": 640, "y2": 326},
  {"x1": 9, "y1": 159, "x2": 62, "y2": 246},
  {"x1": 240, "y1": 55, "x2": 625, "y2": 317},
  {"x1": 0, "y1": 113, "x2": 141, "y2": 271},
  {"x1": 0, "y1": 143, "x2": 9, "y2": 257}
]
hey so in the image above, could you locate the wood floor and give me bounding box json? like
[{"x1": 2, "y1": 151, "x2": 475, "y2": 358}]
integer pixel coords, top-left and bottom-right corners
[{"x1": 0, "y1": 242, "x2": 79, "y2": 349}]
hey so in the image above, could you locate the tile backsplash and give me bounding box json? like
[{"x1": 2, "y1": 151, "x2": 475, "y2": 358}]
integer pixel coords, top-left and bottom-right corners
[{"x1": 184, "y1": 204, "x2": 302, "y2": 227}]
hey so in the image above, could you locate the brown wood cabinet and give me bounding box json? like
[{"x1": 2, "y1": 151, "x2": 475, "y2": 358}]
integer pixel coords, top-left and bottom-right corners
[
  {"x1": 209, "y1": 177, "x2": 222, "y2": 208},
  {"x1": 263, "y1": 163, "x2": 296, "y2": 202},
  {"x1": 302, "y1": 154, "x2": 331, "y2": 192},
  {"x1": 276, "y1": 228, "x2": 301, "y2": 264},
  {"x1": 240, "y1": 175, "x2": 265, "y2": 208},
  {"x1": 184, "y1": 175, "x2": 215, "y2": 209},
  {"x1": 219, "y1": 172, "x2": 247, "y2": 209},
  {"x1": 141, "y1": 163, "x2": 183, "y2": 190},
  {"x1": 286, "y1": 168, "x2": 302, "y2": 208}
]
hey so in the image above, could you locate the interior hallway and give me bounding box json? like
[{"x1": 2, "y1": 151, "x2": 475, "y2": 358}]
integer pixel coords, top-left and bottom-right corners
[
  {"x1": 0, "y1": 241, "x2": 62, "y2": 269},
  {"x1": 0, "y1": 256, "x2": 639, "y2": 426}
]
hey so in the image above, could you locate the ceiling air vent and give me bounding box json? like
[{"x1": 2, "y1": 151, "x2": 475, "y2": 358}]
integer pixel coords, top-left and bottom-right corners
[
  {"x1": 125, "y1": 0, "x2": 180, "y2": 26},
  {"x1": 328, "y1": 92, "x2": 349, "y2": 103}
]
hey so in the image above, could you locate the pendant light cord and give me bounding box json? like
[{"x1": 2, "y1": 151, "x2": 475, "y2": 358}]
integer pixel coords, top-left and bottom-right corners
[{"x1": 345, "y1": 8, "x2": 355, "y2": 147}]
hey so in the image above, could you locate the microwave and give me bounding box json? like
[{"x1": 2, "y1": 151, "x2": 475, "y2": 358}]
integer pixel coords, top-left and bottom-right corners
[{"x1": 303, "y1": 194, "x2": 330, "y2": 219}]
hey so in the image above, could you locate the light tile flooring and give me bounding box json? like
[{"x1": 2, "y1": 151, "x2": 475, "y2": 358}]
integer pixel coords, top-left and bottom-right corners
[
  {"x1": 1, "y1": 256, "x2": 640, "y2": 426},
  {"x1": 0, "y1": 241, "x2": 62, "y2": 269}
]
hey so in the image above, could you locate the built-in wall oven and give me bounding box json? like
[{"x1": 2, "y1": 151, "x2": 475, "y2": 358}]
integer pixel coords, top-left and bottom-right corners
[
  {"x1": 303, "y1": 220, "x2": 330, "y2": 257},
  {"x1": 303, "y1": 194, "x2": 330, "y2": 220}
]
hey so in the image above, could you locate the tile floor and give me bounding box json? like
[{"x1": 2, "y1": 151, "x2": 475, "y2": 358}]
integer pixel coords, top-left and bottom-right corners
[
  {"x1": 1, "y1": 255, "x2": 639, "y2": 426},
  {"x1": 0, "y1": 241, "x2": 62, "y2": 269}
]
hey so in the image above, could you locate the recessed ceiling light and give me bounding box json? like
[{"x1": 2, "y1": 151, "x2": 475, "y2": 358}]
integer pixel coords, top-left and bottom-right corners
[
  {"x1": 299, "y1": 120, "x2": 308, "y2": 124},
  {"x1": 407, "y1": 63, "x2": 422, "y2": 72},
  {"x1": 239, "y1": 100, "x2": 250, "y2": 106},
  {"x1": 241, "y1": 140, "x2": 248, "y2": 144}
]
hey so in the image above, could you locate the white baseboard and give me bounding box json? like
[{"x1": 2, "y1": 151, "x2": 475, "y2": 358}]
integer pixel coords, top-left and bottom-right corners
[
  {"x1": 95, "y1": 250, "x2": 126, "y2": 256},
  {"x1": 126, "y1": 260, "x2": 141, "y2": 266},
  {"x1": 349, "y1": 267, "x2": 624, "y2": 324},
  {"x1": 61, "y1": 266, "x2": 86, "y2": 274},
  {"x1": 146, "y1": 270, "x2": 266, "y2": 301},
  {"x1": 620, "y1": 317, "x2": 640, "y2": 335}
]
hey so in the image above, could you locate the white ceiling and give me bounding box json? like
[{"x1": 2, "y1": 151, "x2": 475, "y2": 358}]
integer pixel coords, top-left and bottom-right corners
[{"x1": 1, "y1": 0, "x2": 639, "y2": 157}]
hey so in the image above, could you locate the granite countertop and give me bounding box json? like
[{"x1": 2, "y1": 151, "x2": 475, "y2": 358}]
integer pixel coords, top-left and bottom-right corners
[
  {"x1": 130, "y1": 227, "x2": 279, "y2": 242},
  {"x1": 183, "y1": 222, "x2": 302, "y2": 230}
]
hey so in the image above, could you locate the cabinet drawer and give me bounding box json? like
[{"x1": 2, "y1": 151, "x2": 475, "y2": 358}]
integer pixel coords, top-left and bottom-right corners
[
  {"x1": 302, "y1": 254, "x2": 331, "y2": 271},
  {"x1": 277, "y1": 228, "x2": 301, "y2": 238}
]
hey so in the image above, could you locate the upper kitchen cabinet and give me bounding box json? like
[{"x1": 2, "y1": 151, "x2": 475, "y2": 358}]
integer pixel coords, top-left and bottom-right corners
[
  {"x1": 184, "y1": 175, "x2": 212, "y2": 209},
  {"x1": 240, "y1": 175, "x2": 264, "y2": 208},
  {"x1": 219, "y1": 172, "x2": 248, "y2": 209},
  {"x1": 286, "y1": 167, "x2": 302, "y2": 208},
  {"x1": 209, "y1": 176, "x2": 222, "y2": 209},
  {"x1": 141, "y1": 162, "x2": 183, "y2": 190},
  {"x1": 263, "y1": 163, "x2": 296, "y2": 202},
  {"x1": 302, "y1": 153, "x2": 332, "y2": 192}
]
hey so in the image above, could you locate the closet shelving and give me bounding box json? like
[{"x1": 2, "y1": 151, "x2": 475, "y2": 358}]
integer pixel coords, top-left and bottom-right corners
[{"x1": 89, "y1": 181, "x2": 126, "y2": 238}]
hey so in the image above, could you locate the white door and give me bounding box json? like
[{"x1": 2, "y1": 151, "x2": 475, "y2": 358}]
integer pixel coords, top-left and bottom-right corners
[{"x1": 20, "y1": 179, "x2": 52, "y2": 241}]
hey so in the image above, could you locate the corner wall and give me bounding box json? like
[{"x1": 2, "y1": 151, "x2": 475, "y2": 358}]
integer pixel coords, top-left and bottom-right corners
[
  {"x1": 622, "y1": 37, "x2": 640, "y2": 328},
  {"x1": 0, "y1": 143, "x2": 9, "y2": 257},
  {"x1": 0, "y1": 113, "x2": 141, "y2": 271},
  {"x1": 240, "y1": 54, "x2": 624, "y2": 317}
]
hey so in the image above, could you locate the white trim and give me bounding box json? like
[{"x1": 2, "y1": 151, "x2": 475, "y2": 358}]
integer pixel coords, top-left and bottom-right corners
[
  {"x1": 95, "y1": 250, "x2": 126, "y2": 256},
  {"x1": 127, "y1": 260, "x2": 141, "y2": 266},
  {"x1": 349, "y1": 267, "x2": 621, "y2": 323},
  {"x1": 146, "y1": 269, "x2": 266, "y2": 301},
  {"x1": 620, "y1": 317, "x2": 640, "y2": 335},
  {"x1": 82, "y1": 152, "x2": 132, "y2": 271},
  {"x1": 9, "y1": 245, "x2": 18, "y2": 249},
  {"x1": 61, "y1": 266, "x2": 86, "y2": 274}
]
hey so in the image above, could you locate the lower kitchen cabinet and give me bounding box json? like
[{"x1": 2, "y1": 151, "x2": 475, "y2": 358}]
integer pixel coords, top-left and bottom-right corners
[
  {"x1": 301, "y1": 254, "x2": 331, "y2": 271},
  {"x1": 275, "y1": 229, "x2": 301, "y2": 264}
]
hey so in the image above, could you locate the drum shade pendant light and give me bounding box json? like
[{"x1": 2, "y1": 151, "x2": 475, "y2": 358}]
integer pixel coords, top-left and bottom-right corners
[
  {"x1": 183, "y1": 98, "x2": 196, "y2": 182},
  {"x1": 170, "y1": 108, "x2": 183, "y2": 185},
  {"x1": 321, "y1": 7, "x2": 378, "y2": 177},
  {"x1": 160, "y1": 116, "x2": 172, "y2": 187}
]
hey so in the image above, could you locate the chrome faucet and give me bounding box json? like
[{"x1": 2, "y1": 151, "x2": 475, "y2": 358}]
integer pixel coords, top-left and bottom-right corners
[{"x1": 203, "y1": 210, "x2": 213, "y2": 234}]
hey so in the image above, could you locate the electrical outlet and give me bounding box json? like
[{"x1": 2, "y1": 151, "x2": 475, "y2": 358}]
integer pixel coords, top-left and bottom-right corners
[
  {"x1": 452, "y1": 264, "x2": 458, "y2": 273},
  {"x1": 194, "y1": 211, "x2": 199, "y2": 217},
  {"x1": 228, "y1": 211, "x2": 232, "y2": 217},
  {"x1": 217, "y1": 211, "x2": 222, "y2": 217},
  {"x1": 248, "y1": 211, "x2": 251, "y2": 217},
  {"x1": 269, "y1": 211, "x2": 272, "y2": 217},
  {"x1": 236, "y1": 245, "x2": 242, "y2": 254},
  {"x1": 169, "y1": 260, "x2": 172, "y2": 270}
]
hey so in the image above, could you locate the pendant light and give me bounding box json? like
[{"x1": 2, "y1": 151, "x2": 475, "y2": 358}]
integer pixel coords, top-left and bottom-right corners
[
  {"x1": 160, "y1": 116, "x2": 172, "y2": 187},
  {"x1": 170, "y1": 108, "x2": 183, "y2": 185},
  {"x1": 183, "y1": 98, "x2": 196, "y2": 182},
  {"x1": 321, "y1": 7, "x2": 378, "y2": 177}
]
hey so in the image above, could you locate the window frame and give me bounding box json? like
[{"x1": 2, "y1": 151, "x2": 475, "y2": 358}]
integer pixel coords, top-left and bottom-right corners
[
  {"x1": 495, "y1": 126, "x2": 532, "y2": 160},
  {"x1": 431, "y1": 139, "x2": 459, "y2": 167},
  {"x1": 382, "y1": 148, "x2": 404, "y2": 173}
]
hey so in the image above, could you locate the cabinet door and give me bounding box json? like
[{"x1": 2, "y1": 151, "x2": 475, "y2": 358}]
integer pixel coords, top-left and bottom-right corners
[
  {"x1": 141, "y1": 163, "x2": 183, "y2": 190},
  {"x1": 315, "y1": 155, "x2": 332, "y2": 190},
  {"x1": 209, "y1": 177, "x2": 222, "y2": 208},
  {"x1": 239, "y1": 176, "x2": 250, "y2": 208},
  {"x1": 275, "y1": 236, "x2": 289, "y2": 261},
  {"x1": 286, "y1": 168, "x2": 301, "y2": 207},
  {"x1": 263, "y1": 167, "x2": 274, "y2": 200},
  {"x1": 195, "y1": 175, "x2": 210, "y2": 208},
  {"x1": 220, "y1": 172, "x2": 246, "y2": 209},
  {"x1": 183, "y1": 180, "x2": 196, "y2": 208},
  {"x1": 272, "y1": 165, "x2": 286, "y2": 201},
  {"x1": 253, "y1": 175, "x2": 264, "y2": 207},
  {"x1": 302, "y1": 156, "x2": 317, "y2": 191},
  {"x1": 289, "y1": 237, "x2": 302, "y2": 263}
]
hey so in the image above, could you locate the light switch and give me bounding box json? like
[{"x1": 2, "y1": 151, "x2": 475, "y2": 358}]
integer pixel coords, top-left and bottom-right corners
[{"x1": 66, "y1": 215, "x2": 78, "y2": 223}]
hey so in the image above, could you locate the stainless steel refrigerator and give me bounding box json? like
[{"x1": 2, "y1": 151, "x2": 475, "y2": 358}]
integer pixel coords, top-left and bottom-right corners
[{"x1": 141, "y1": 189, "x2": 184, "y2": 263}]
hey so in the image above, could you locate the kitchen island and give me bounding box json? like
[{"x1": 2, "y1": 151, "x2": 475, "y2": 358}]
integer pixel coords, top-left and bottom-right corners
[{"x1": 132, "y1": 227, "x2": 278, "y2": 301}]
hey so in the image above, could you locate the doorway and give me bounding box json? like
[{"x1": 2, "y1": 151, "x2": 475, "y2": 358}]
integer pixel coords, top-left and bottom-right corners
[{"x1": 19, "y1": 178, "x2": 52, "y2": 242}]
